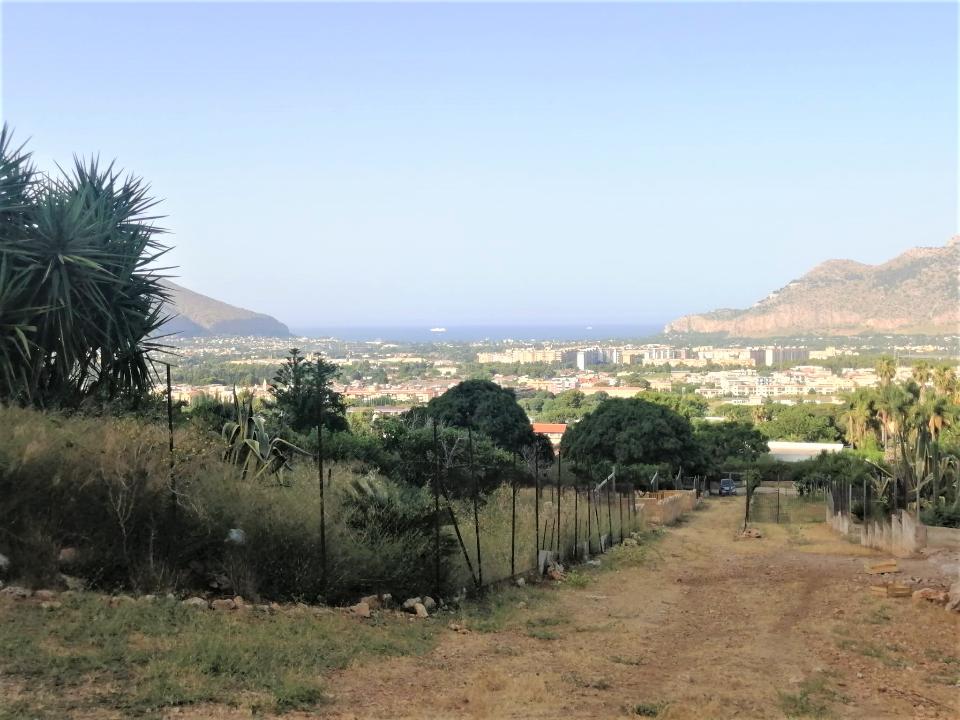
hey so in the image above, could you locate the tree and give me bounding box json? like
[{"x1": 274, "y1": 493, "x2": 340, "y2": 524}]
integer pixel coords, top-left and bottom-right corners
[
  {"x1": 932, "y1": 365, "x2": 957, "y2": 399},
  {"x1": 269, "y1": 348, "x2": 346, "y2": 434},
  {"x1": 641, "y1": 391, "x2": 708, "y2": 420},
  {"x1": 422, "y1": 379, "x2": 535, "y2": 453},
  {"x1": 875, "y1": 356, "x2": 896, "y2": 388},
  {"x1": 695, "y1": 421, "x2": 768, "y2": 479},
  {"x1": 759, "y1": 404, "x2": 840, "y2": 443},
  {"x1": 0, "y1": 125, "x2": 171, "y2": 406},
  {"x1": 561, "y1": 398, "x2": 699, "y2": 481},
  {"x1": 839, "y1": 388, "x2": 878, "y2": 448}
]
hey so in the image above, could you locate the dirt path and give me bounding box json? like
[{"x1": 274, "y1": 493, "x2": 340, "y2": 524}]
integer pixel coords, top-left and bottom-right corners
[{"x1": 323, "y1": 499, "x2": 960, "y2": 719}]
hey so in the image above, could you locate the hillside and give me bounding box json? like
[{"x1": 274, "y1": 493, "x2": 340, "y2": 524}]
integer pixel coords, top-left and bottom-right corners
[
  {"x1": 665, "y1": 237, "x2": 960, "y2": 337},
  {"x1": 160, "y1": 281, "x2": 290, "y2": 337}
]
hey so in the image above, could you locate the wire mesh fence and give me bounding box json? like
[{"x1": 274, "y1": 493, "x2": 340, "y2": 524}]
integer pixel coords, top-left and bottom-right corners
[{"x1": 747, "y1": 481, "x2": 827, "y2": 524}]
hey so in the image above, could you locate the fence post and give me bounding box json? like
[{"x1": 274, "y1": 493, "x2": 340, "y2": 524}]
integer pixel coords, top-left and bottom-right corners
[
  {"x1": 586, "y1": 486, "x2": 592, "y2": 556},
  {"x1": 618, "y1": 491, "x2": 624, "y2": 543},
  {"x1": 534, "y1": 450, "x2": 540, "y2": 570},
  {"x1": 433, "y1": 420, "x2": 441, "y2": 599},
  {"x1": 776, "y1": 473, "x2": 780, "y2": 524},
  {"x1": 556, "y1": 452, "x2": 562, "y2": 559},
  {"x1": 468, "y1": 428, "x2": 483, "y2": 591},
  {"x1": 606, "y1": 482, "x2": 613, "y2": 548},
  {"x1": 165, "y1": 364, "x2": 176, "y2": 528},
  {"x1": 573, "y1": 483, "x2": 579, "y2": 560}
]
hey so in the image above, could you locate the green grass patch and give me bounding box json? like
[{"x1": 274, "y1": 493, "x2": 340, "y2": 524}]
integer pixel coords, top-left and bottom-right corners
[
  {"x1": 778, "y1": 676, "x2": 833, "y2": 718},
  {"x1": 0, "y1": 593, "x2": 439, "y2": 716}
]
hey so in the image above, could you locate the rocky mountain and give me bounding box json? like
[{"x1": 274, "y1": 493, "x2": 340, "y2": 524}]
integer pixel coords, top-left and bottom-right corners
[
  {"x1": 665, "y1": 237, "x2": 959, "y2": 337},
  {"x1": 160, "y1": 281, "x2": 290, "y2": 337}
]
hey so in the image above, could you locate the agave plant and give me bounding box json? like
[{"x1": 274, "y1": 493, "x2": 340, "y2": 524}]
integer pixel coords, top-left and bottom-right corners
[
  {"x1": 0, "y1": 123, "x2": 172, "y2": 406},
  {"x1": 222, "y1": 390, "x2": 307, "y2": 480}
]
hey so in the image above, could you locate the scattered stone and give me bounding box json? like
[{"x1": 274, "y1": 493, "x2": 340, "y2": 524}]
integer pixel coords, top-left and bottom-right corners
[
  {"x1": 109, "y1": 595, "x2": 135, "y2": 607},
  {"x1": 140, "y1": 594, "x2": 157, "y2": 603},
  {"x1": 232, "y1": 595, "x2": 246, "y2": 607},
  {"x1": 34, "y1": 589, "x2": 57, "y2": 601},
  {"x1": 360, "y1": 594, "x2": 382, "y2": 611},
  {"x1": 211, "y1": 598, "x2": 236, "y2": 612},
  {"x1": 515, "y1": 577, "x2": 526, "y2": 588},
  {"x1": 517, "y1": 601, "x2": 527, "y2": 609},
  {"x1": 183, "y1": 596, "x2": 209, "y2": 609},
  {"x1": 413, "y1": 602, "x2": 429, "y2": 618},
  {"x1": 350, "y1": 601, "x2": 372, "y2": 618},
  {"x1": 402, "y1": 597, "x2": 423, "y2": 612},
  {"x1": 165, "y1": 593, "x2": 176, "y2": 601},
  {"x1": 255, "y1": 604, "x2": 272, "y2": 613},
  {"x1": 586, "y1": 560, "x2": 602, "y2": 567},
  {"x1": 447, "y1": 622, "x2": 471, "y2": 634},
  {"x1": 946, "y1": 580, "x2": 960, "y2": 613},
  {"x1": 59, "y1": 574, "x2": 85, "y2": 592},
  {"x1": 40, "y1": 601, "x2": 62, "y2": 611},
  {"x1": 739, "y1": 528, "x2": 762, "y2": 539},
  {"x1": 622, "y1": 538, "x2": 638, "y2": 547},
  {"x1": 269, "y1": 602, "x2": 282, "y2": 612},
  {"x1": 912, "y1": 588, "x2": 948, "y2": 606},
  {"x1": 422, "y1": 596, "x2": 437, "y2": 612}
]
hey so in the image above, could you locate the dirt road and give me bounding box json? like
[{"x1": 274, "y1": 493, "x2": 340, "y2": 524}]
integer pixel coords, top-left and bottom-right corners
[{"x1": 325, "y1": 498, "x2": 959, "y2": 719}]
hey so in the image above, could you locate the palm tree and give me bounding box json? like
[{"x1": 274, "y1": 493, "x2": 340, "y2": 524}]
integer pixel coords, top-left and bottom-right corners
[
  {"x1": 911, "y1": 361, "x2": 931, "y2": 399},
  {"x1": 840, "y1": 388, "x2": 876, "y2": 448},
  {"x1": 0, "y1": 124, "x2": 171, "y2": 406},
  {"x1": 932, "y1": 365, "x2": 956, "y2": 398},
  {"x1": 875, "y1": 356, "x2": 896, "y2": 388}
]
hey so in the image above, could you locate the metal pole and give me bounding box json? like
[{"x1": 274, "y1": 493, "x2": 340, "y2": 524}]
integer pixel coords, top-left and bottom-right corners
[
  {"x1": 534, "y1": 449, "x2": 540, "y2": 568},
  {"x1": 433, "y1": 420, "x2": 441, "y2": 599},
  {"x1": 574, "y1": 483, "x2": 579, "y2": 560},
  {"x1": 607, "y1": 481, "x2": 613, "y2": 545},
  {"x1": 469, "y1": 428, "x2": 483, "y2": 591},
  {"x1": 586, "y1": 485, "x2": 592, "y2": 555},
  {"x1": 619, "y1": 491, "x2": 624, "y2": 543},
  {"x1": 318, "y1": 425, "x2": 327, "y2": 590},
  {"x1": 776, "y1": 473, "x2": 780, "y2": 524},
  {"x1": 511, "y1": 453, "x2": 516, "y2": 578},
  {"x1": 165, "y1": 364, "x2": 176, "y2": 524},
  {"x1": 556, "y1": 452, "x2": 562, "y2": 558}
]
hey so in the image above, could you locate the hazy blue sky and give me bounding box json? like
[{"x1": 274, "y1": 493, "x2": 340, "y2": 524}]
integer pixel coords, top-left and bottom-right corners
[{"x1": 2, "y1": 1, "x2": 956, "y2": 329}]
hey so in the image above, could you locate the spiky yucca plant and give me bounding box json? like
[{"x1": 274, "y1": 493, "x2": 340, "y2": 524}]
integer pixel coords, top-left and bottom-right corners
[{"x1": 0, "y1": 124, "x2": 171, "y2": 406}]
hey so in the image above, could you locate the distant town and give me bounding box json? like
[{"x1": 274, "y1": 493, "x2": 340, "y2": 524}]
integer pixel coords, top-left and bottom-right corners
[{"x1": 166, "y1": 334, "x2": 958, "y2": 418}]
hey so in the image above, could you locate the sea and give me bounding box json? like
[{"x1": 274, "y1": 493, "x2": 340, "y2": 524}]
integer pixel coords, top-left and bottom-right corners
[{"x1": 289, "y1": 323, "x2": 666, "y2": 344}]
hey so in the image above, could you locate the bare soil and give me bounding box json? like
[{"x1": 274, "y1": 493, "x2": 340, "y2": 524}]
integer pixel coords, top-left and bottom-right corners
[{"x1": 320, "y1": 498, "x2": 960, "y2": 720}]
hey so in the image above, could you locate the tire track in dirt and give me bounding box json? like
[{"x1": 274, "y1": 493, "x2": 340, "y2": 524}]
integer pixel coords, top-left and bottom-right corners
[{"x1": 319, "y1": 499, "x2": 960, "y2": 720}]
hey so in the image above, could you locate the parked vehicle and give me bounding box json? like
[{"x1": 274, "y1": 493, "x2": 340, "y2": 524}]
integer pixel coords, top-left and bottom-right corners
[{"x1": 719, "y1": 478, "x2": 737, "y2": 496}]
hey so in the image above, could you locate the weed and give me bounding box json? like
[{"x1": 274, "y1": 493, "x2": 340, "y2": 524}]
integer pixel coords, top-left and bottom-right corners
[
  {"x1": 632, "y1": 701, "x2": 664, "y2": 716},
  {"x1": 610, "y1": 655, "x2": 645, "y2": 666},
  {"x1": 527, "y1": 628, "x2": 559, "y2": 640},
  {"x1": 566, "y1": 570, "x2": 592, "y2": 588}
]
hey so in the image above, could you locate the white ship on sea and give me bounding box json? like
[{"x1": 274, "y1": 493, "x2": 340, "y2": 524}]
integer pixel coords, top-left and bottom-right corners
[{"x1": 429, "y1": 327, "x2": 447, "y2": 333}]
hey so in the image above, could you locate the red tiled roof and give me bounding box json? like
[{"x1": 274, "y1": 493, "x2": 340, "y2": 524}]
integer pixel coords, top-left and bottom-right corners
[{"x1": 532, "y1": 423, "x2": 567, "y2": 434}]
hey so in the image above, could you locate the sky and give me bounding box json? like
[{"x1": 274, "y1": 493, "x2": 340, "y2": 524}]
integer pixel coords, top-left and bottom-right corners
[{"x1": 1, "y1": 1, "x2": 957, "y2": 330}]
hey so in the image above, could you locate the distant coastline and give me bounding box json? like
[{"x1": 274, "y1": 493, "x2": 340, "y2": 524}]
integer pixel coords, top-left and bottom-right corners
[{"x1": 288, "y1": 324, "x2": 666, "y2": 343}]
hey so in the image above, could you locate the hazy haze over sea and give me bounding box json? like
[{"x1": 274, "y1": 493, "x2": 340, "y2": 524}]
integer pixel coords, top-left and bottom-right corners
[{"x1": 290, "y1": 324, "x2": 666, "y2": 344}]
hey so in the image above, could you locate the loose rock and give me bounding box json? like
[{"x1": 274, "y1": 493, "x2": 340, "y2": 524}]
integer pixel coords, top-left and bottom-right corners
[
  {"x1": 40, "y1": 601, "x2": 62, "y2": 611},
  {"x1": 414, "y1": 602, "x2": 429, "y2": 618},
  {"x1": 183, "y1": 596, "x2": 209, "y2": 609},
  {"x1": 0, "y1": 585, "x2": 31, "y2": 600},
  {"x1": 422, "y1": 596, "x2": 437, "y2": 612},
  {"x1": 402, "y1": 597, "x2": 422, "y2": 612},
  {"x1": 34, "y1": 589, "x2": 57, "y2": 601},
  {"x1": 360, "y1": 595, "x2": 382, "y2": 611},
  {"x1": 912, "y1": 588, "x2": 948, "y2": 606},
  {"x1": 212, "y1": 598, "x2": 236, "y2": 611},
  {"x1": 350, "y1": 601, "x2": 372, "y2": 618}
]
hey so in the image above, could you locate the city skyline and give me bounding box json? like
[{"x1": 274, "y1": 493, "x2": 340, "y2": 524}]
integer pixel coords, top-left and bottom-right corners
[{"x1": 2, "y1": 1, "x2": 956, "y2": 327}]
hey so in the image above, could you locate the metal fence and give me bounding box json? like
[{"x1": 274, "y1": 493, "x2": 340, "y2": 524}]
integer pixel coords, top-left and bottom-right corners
[{"x1": 747, "y1": 482, "x2": 827, "y2": 524}]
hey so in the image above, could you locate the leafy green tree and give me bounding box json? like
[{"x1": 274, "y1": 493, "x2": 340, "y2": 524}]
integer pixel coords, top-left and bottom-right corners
[
  {"x1": 695, "y1": 421, "x2": 768, "y2": 480},
  {"x1": 0, "y1": 125, "x2": 170, "y2": 406},
  {"x1": 641, "y1": 391, "x2": 708, "y2": 420},
  {"x1": 422, "y1": 379, "x2": 535, "y2": 453},
  {"x1": 536, "y1": 389, "x2": 608, "y2": 423},
  {"x1": 759, "y1": 404, "x2": 840, "y2": 443},
  {"x1": 875, "y1": 356, "x2": 896, "y2": 387},
  {"x1": 269, "y1": 348, "x2": 346, "y2": 433},
  {"x1": 561, "y1": 398, "x2": 700, "y2": 482}
]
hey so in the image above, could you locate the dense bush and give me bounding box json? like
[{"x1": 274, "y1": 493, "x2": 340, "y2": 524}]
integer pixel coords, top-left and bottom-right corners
[{"x1": 0, "y1": 406, "x2": 453, "y2": 602}]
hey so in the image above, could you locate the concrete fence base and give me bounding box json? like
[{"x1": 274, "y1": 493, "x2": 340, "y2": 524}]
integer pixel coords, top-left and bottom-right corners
[{"x1": 825, "y1": 507, "x2": 949, "y2": 557}]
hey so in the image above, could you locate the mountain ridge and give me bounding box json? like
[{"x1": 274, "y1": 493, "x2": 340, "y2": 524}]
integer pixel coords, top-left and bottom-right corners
[
  {"x1": 665, "y1": 238, "x2": 959, "y2": 337},
  {"x1": 160, "y1": 281, "x2": 291, "y2": 337}
]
